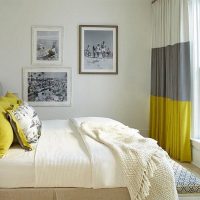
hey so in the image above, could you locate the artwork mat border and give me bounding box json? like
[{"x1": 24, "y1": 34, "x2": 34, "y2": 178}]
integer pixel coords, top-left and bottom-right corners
[
  {"x1": 23, "y1": 67, "x2": 72, "y2": 107},
  {"x1": 79, "y1": 25, "x2": 118, "y2": 74},
  {"x1": 32, "y1": 26, "x2": 64, "y2": 65}
]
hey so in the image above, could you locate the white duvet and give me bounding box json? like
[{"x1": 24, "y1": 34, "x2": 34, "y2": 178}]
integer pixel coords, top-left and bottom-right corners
[
  {"x1": 35, "y1": 118, "x2": 125, "y2": 188},
  {"x1": 0, "y1": 117, "x2": 178, "y2": 200},
  {"x1": 35, "y1": 120, "x2": 92, "y2": 187}
]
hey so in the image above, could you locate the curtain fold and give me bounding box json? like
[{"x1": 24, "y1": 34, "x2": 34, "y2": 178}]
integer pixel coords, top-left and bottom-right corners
[
  {"x1": 149, "y1": 0, "x2": 191, "y2": 162},
  {"x1": 189, "y1": 0, "x2": 200, "y2": 140}
]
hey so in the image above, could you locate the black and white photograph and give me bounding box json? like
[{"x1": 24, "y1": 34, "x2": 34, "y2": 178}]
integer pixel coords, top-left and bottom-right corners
[
  {"x1": 79, "y1": 25, "x2": 118, "y2": 74},
  {"x1": 23, "y1": 68, "x2": 71, "y2": 106},
  {"x1": 32, "y1": 26, "x2": 63, "y2": 65}
]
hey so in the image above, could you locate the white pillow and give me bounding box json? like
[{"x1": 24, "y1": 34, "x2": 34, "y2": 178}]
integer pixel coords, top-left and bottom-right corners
[{"x1": 9, "y1": 102, "x2": 42, "y2": 143}]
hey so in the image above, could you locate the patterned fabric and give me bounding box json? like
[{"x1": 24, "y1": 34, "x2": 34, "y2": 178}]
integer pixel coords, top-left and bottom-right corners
[
  {"x1": 171, "y1": 160, "x2": 200, "y2": 194},
  {"x1": 9, "y1": 102, "x2": 42, "y2": 143}
]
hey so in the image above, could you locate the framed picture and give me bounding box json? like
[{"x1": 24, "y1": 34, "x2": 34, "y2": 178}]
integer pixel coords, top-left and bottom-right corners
[
  {"x1": 32, "y1": 26, "x2": 63, "y2": 65},
  {"x1": 23, "y1": 67, "x2": 71, "y2": 107},
  {"x1": 79, "y1": 25, "x2": 118, "y2": 74}
]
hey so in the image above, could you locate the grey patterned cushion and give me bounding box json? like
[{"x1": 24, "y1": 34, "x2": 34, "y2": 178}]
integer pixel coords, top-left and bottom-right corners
[
  {"x1": 171, "y1": 160, "x2": 200, "y2": 194},
  {"x1": 8, "y1": 102, "x2": 42, "y2": 143}
]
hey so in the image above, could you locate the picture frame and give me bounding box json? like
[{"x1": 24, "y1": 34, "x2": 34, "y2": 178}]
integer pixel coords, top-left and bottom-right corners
[
  {"x1": 23, "y1": 67, "x2": 71, "y2": 107},
  {"x1": 32, "y1": 26, "x2": 63, "y2": 65},
  {"x1": 79, "y1": 25, "x2": 118, "y2": 74}
]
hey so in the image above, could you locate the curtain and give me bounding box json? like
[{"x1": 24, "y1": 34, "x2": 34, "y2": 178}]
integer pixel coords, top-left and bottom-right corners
[
  {"x1": 149, "y1": 0, "x2": 191, "y2": 162},
  {"x1": 189, "y1": 0, "x2": 200, "y2": 140}
]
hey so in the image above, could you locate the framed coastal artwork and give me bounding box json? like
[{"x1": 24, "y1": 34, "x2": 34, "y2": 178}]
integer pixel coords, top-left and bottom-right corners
[
  {"x1": 32, "y1": 26, "x2": 63, "y2": 65},
  {"x1": 79, "y1": 25, "x2": 118, "y2": 74},
  {"x1": 23, "y1": 67, "x2": 71, "y2": 106}
]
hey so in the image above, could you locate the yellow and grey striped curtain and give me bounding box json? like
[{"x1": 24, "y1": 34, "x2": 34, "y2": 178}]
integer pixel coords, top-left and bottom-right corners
[{"x1": 149, "y1": 0, "x2": 191, "y2": 162}]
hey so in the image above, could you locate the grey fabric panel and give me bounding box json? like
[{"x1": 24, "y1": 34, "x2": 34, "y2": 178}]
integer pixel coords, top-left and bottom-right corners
[{"x1": 151, "y1": 42, "x2": 191, "y2": 101}]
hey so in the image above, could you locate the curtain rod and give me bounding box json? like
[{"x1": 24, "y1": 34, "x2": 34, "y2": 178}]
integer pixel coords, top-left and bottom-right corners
[{"x1": 152, "y1": 0, "x2": 158, "y2": 4}]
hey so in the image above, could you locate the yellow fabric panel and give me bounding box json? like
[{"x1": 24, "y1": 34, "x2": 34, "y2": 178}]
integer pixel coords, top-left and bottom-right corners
[
  {"x1": 0, "y1": 107, "x2": 14, "y2": 158},
  {"x1": 5, "y1": 92, "x2": 22, "y2": 105},
  {"x1": 149, "y1": 96, "x2": 166, "y2": 149},
  {"x1": 149, "y1": 96, "x2": 191, "y2": 162},
  {"x1": 7, "y1": 110, "x2": 32, "y2": 151}
]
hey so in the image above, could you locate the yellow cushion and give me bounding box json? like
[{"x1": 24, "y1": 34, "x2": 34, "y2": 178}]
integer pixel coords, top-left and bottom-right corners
[
  {"x1": 7, "y1": 109, "x2": 32, "y2": 151},
  {"x1": 0, "y1": 100, "x2": 12, "y2": 110},
  {"x1": 5, "y1": 92, "x2": 22, "y2": 105},
  {"x1": 0, "y1": 107, "x2": 14, "y2": 158},
  {"x1": 0, "y1": 96, "x2": 18, "y2": 106},
  {"x1": 0, "y1": 93, "x2": 22, "y2": 111}
]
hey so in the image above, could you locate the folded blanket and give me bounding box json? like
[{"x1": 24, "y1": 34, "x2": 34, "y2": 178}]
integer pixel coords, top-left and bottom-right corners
[{"x1": 78, "y1": 120, "x2": 178, "y2": 200}]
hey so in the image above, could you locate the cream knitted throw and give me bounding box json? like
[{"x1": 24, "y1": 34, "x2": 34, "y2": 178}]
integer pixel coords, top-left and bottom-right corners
[{"x1": 80, "y1": 122, "x2": 178, "y2": 200}]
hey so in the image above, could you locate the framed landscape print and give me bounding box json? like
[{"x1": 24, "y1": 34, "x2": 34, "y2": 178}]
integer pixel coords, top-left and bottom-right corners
[
  {"x1": 32, "y1": 26, "x2": 63, "y2": 65},
  {"x1": 79, "y1": 25, "x2": 118, "y2": 74},
  {"x1": 23, "y1": 67, "x2": 71, "y2": 106}
]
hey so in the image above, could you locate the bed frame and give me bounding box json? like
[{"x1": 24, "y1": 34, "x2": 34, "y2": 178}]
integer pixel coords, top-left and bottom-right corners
[
  {"x1": 0, "y1": 188, "x2": 200, "y2": 200},
  {"x1": 0, "y1": 188, "x2": 130, "y2": 200}
]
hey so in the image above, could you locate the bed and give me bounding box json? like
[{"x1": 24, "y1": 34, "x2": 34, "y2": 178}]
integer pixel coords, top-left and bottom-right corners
[{"x1": 0, "y1": 117, "x2": 199, "y2": 200}]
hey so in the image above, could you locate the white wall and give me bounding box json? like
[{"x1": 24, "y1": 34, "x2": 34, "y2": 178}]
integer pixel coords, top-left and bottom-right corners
[
  {"x1": 0, "y1": 0, "x2": 152, "y2": 136},
  {"x1": 192, "y1": 139, "x2": 200, "y2": 168}
]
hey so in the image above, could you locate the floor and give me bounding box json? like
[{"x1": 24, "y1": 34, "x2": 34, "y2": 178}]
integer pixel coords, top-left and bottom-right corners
[{"x1": 178, "y1": 162, "x2": 200, "y2": 178}]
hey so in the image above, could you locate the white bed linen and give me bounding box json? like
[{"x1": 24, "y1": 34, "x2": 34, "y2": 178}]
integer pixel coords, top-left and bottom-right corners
[
  {"x1": 0, "y1": 120, "x2": 92, "y2": 188},
  {"x1": 0, "y1": 118, "x2": 145, "y2": 189},
  {"x1": 71, "y1": 117, "x2": 129, "y2": 188},
  {"x1": 0, "y1": 118, "x2": 173, "y2": 192},
  {"x1": 35, "y1": 119, "x2": 125, "y2": 188},
  {"x1": 35, "y1": 120, "x2": 92, "y2": 187},
  {"x1": 0, "y1": 143, "x2": 36, "y2": 188}
]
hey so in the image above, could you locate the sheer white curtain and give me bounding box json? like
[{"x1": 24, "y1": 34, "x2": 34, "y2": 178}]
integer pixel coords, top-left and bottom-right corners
[{"x1": 189, "y1": 0, "x2": 200, "y2": 139}]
